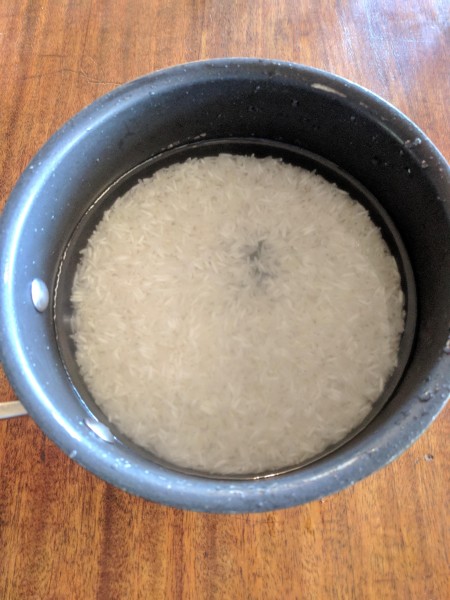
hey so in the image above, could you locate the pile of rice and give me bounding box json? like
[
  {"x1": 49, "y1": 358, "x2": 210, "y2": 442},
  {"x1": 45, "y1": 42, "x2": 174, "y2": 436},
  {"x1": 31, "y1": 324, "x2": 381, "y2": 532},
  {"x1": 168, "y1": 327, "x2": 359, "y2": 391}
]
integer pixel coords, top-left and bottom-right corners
[{"x1": 71, "y1": 154, "x2": 404, "y2": 475}]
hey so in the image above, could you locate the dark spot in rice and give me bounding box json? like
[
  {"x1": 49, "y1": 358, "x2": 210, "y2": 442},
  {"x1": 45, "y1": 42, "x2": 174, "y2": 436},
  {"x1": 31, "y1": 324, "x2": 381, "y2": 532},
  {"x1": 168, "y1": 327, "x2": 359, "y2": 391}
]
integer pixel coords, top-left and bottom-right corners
[
  {"x1": 248, "y1": 240, "x2": 265, "y2": 262},
  {"x1": 246, "y1": 240, "x2": 275, "y2": 285}
]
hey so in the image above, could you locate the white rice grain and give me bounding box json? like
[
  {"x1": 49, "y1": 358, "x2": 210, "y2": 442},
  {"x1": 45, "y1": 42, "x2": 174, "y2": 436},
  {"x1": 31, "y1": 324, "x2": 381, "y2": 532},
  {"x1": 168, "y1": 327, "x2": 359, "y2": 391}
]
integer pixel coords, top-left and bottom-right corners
[{"x1": 71, "y1": 154, "x2": 404, "y2": 474}]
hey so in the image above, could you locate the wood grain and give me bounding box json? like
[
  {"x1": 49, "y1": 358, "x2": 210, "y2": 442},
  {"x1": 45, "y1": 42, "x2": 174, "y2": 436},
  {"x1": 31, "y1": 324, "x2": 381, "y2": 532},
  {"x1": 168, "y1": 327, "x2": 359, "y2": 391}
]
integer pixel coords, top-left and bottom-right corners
[{"x1": 1, "y1": 1, "x2": 449, "y2": 599}]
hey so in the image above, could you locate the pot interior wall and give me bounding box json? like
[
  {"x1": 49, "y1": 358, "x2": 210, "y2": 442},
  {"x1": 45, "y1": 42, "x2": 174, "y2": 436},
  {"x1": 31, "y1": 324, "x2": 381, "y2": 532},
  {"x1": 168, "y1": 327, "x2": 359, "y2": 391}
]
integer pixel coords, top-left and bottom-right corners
[{"x1": 54, "y1": 138, "x2": 417, "y2": 477}]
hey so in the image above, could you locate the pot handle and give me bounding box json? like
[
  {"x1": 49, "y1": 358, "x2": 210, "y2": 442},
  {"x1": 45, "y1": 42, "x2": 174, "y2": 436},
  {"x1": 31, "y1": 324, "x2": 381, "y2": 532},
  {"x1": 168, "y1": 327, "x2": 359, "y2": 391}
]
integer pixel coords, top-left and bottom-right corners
[{"x1": 0, "y1": 401, "x2": 28, "y2": 419}]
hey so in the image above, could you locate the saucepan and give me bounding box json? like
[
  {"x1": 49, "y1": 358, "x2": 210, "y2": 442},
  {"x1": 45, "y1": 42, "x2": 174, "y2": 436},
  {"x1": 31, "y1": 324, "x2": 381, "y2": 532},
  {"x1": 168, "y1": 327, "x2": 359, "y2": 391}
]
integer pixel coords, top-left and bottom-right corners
[{"x1": 0, "y1": 59, "x2": 449, "y2": 512}]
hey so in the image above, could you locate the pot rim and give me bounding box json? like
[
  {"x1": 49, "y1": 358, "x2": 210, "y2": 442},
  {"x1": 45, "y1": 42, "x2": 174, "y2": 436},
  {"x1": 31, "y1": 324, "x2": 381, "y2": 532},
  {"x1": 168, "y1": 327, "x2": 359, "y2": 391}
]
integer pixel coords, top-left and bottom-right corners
[{"x1": 1, "y1": 58, "x2": 449, "y2": 513}]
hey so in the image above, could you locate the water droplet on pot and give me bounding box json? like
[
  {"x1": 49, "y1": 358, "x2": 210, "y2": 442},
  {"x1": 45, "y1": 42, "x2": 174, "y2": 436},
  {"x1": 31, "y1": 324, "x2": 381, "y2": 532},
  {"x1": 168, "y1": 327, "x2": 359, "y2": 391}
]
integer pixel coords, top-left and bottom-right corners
[
  {"x1": 419, "y1": 391, "x2": 432, "y2": 402},
  {"x1": 404, "y1": 137, "x2": 422, "y2": 149},
  {"x1": 31, "y1": 278, "x2": 49, "y2": 312},
  {"x1": 85, "y1": 418, "x2": 114, "y2": 443}
]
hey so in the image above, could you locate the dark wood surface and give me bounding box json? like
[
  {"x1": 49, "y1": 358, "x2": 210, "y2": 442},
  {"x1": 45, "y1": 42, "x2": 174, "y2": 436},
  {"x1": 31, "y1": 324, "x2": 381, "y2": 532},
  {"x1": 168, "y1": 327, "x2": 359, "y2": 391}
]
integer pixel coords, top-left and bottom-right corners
[{"x1": 1, "y1": 1, "x2": 449, "y2": 598}]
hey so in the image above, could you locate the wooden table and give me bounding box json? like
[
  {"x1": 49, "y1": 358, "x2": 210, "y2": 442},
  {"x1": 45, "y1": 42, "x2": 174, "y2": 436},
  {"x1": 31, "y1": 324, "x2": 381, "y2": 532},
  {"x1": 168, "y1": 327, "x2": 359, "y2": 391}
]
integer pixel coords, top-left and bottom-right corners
[{"x1": 1, "y1": 1, "x2": 449, "y2": 598}]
